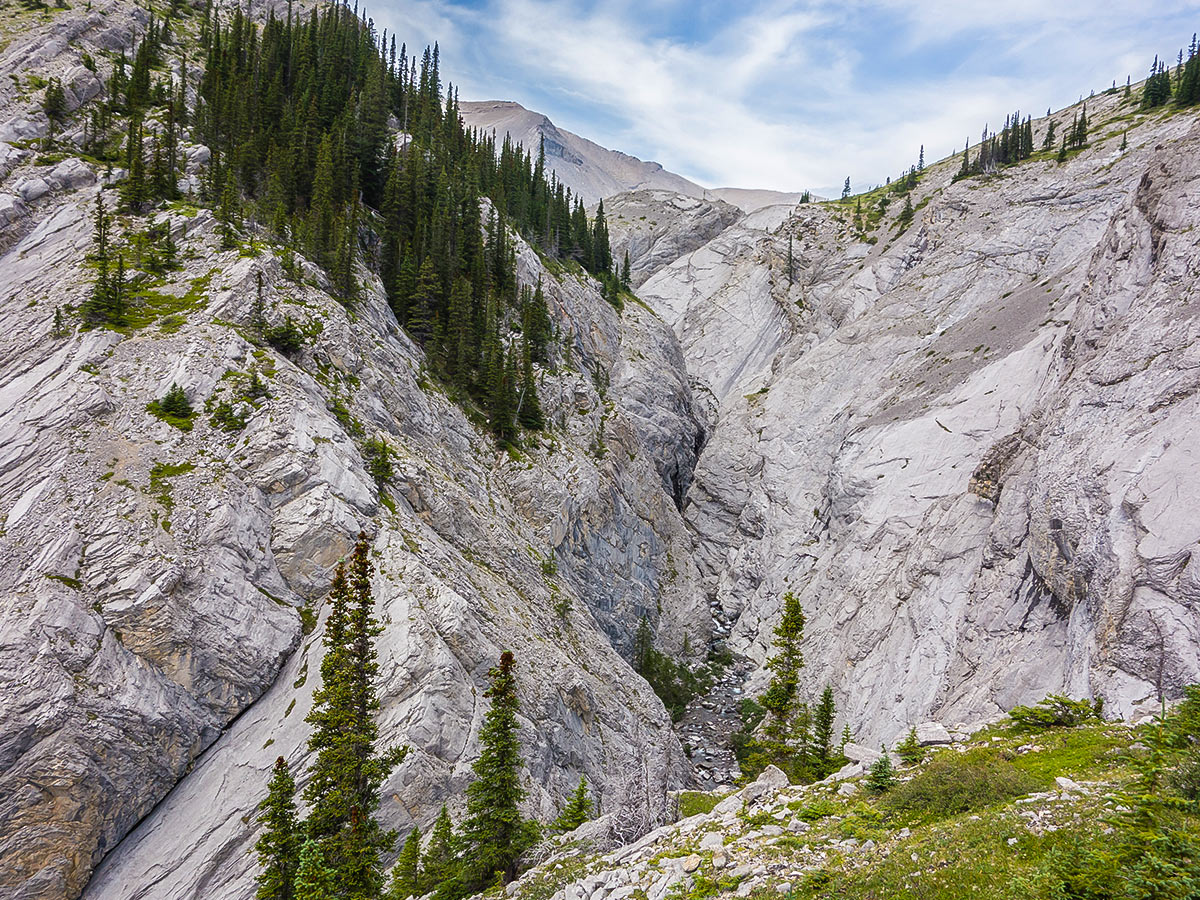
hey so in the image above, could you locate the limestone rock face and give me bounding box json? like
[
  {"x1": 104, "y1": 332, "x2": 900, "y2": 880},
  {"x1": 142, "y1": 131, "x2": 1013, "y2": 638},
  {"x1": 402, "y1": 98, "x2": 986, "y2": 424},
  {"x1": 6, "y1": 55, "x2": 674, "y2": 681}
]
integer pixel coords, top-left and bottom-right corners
[
  {"x1": 0, "y1": 174, "x2": 707, "y2": 900},
  {"x1": 629, "y1": 87, "x2": 1200, "y2": 745},
  {"x1": 606, "y1": 191, "x2": 744, "y2": 288},
  {"x1": 0, "y1": 11, "x2": 708, "y2": 892}
]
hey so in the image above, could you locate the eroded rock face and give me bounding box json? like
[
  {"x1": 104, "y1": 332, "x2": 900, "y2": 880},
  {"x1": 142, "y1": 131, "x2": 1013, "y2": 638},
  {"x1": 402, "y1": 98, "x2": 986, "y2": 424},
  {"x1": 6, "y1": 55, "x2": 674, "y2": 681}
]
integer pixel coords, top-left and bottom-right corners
[
  {"x1": 631, "y1": 89, "x2": 1200, "y2": 744},
  {"x1": 0, "y1": 179, "x2": 707, "y2": 899},
  {"x1": 606, "y1": 191, "x2": 743, "y2": 288}
]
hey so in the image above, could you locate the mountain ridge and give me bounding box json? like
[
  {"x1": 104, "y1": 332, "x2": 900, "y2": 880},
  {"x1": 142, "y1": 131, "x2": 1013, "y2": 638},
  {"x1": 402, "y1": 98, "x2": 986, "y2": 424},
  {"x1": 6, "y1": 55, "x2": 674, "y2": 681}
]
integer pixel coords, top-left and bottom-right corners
[{"x1": 458, "y1": 100, "x2": 805, "y2": 211}]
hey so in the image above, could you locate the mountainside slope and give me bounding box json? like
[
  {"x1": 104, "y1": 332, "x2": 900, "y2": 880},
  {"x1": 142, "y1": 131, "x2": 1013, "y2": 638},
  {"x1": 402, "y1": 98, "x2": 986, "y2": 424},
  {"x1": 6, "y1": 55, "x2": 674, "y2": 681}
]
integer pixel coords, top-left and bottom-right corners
[
  {"x1": 0, "y1": 5, "x2": 708, "y2": 899},
  {"x1": 459, "y1": 101, "x2": 704, "y2": 207},
  {"x1": 622, "y1": 87, "x2": 1200, "y2": 743},
  {"x1": 458, "y1": 101, "x2": 803, "y2": 212}
]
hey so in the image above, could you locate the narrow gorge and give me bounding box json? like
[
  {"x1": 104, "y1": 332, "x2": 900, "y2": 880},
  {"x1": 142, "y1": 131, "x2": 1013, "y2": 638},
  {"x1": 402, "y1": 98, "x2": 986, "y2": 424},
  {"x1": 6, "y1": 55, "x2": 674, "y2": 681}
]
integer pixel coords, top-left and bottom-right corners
[{"x1": 1, "y1": 2, "x2": 1199, "y2": 900}]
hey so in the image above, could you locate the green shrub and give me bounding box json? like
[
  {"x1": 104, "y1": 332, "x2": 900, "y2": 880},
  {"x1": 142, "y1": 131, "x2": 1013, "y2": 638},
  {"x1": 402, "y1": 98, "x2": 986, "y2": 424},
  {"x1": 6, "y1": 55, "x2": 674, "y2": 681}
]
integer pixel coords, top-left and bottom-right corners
[
  {"x1": 147, "y1": 383, "x2": 195, "y2": 430},
  {"x1": 883, "y1": 749, "x2": 1039, "y2": 823},
  {"x1": 1009, "y1": 694, "x2": 1102, "y2": 730},
  {"x1": 266, "y1": 315, "x2": 304, "y2": 355},
  {"x1": 896, "y1": 726, "x2": 927, "y2": 766},
  {"x1": 865, "y1": 751, "x2": 895, "y2": 793},
  {"x1": 678, "y1": 791, "x2": 723, "y2": 819},
  {"x1": 362, "y1": 436, "x2": 394, "y2": 488}
]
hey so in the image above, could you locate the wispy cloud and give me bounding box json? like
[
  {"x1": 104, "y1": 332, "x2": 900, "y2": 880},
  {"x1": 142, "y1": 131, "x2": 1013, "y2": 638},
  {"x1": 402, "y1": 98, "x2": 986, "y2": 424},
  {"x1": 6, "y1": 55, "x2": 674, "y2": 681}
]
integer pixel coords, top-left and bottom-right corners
[{"x1": 370, "y1": 0, "x2": 1200, "y2": 195}]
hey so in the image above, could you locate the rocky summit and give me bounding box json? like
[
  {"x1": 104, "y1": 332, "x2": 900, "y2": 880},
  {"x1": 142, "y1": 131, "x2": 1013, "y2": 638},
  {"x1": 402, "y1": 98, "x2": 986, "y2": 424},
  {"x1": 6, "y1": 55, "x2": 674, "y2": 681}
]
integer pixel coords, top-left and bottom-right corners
[{"x1": 1, "y1": 3, "x2": 1198, "y2": 900}]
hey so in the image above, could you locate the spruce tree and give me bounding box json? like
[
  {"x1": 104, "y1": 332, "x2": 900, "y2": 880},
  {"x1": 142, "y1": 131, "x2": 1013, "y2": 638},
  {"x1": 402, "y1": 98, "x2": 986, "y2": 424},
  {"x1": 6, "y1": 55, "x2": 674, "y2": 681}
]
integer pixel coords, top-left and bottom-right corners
[
  {"x1": 256, "y1": 757, "x2": 302, "y2": 900},
  {"x1": 459, "y1": 651, "x2": 538, "y2": 891},
  {"x1": 303, "y1": 534, "x2": 407, "y2": 899},
  {"x1": 896, "y1": 726, "x2": 926, "y2": 766},
  {"x1": 294, "y1": 840, "x2": 336, "y2": 900},
  {"x1": 812, "y1": 686, "x2": 836, "y2": 771},
  {"x1": 421, "y1": 806, "x2": 456, "y2": 890},
  {"x1": 516, "y1": 343, "x2": 543, "y2": 431},
  {"x1": 552, "y1": 776, "x2": 593, "y2": 833},
  {"x1": 407, "y1": 258, "x2": 440, "y2": 345},
  {"x1": 388, "y1": 827, "x2": 423, "y2": 900},
  {"x1": 759, "y1": 592, "x2": 805, "y2": 752},
  {"x1": 866, "y1": 749, "x2": 895, "y2": 793}
]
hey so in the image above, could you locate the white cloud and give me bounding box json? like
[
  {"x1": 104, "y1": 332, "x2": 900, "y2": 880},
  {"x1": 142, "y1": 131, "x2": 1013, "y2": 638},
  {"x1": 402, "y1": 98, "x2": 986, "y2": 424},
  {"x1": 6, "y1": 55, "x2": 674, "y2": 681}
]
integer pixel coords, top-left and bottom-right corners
[{"x1": 372, "y1": 0, "x2": 1200, "y2": 194}]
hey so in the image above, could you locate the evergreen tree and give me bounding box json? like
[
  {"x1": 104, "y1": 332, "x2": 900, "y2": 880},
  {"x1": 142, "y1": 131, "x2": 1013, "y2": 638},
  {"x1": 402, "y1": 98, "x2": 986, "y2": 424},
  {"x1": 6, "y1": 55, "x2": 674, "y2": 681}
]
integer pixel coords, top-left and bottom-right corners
[
  {"x1": 841, "y1": 177, "x2": 851, "y2": 200},
  {"x1": 157, "y1": 382, "x2": 192, "y2": 419},
  {"x1": 865, "y1": 749, "x2": 895, "y2": 793},
  {"x1": 552, "y1": 777, "x2": 593, "y2": 833},
  {"x1": 897, "y1": 194, "x2": 914, "y2": 231},
  {"x1": 256, "y1": 757, "x2": 302, "y2": 900},
  {"x1": 1042, "y1": 120, "x2": 1057, "y2": 152},
  {"x1": 408, "y1": 258, "x2": 440, "y2": 345},
  {"x1": 759, "y1": 592, "x2": 806, "y2": 750},
  {"x1": 304, "y1": 534, "x2": 408, "y2": 899},
  {"x1": 82, "y1": 195, "x2": 126, "y2": 328},
  {"x1": 388, "y1": 827, "x2": 423, "y2": 900},
  {"x1": 895, "y1": 726, "x2": 926, "y2": 766},
  {"x1": 516, "y1": 343, "x2": 544, "y2": 431},
  {"x1": 459, "y1": 651, "x2": 538, "y2": 891},
  {"x1": 294, "y1": 840, "x2": 336, "y2": 900},
  {"x1": 812, "y1": 686, "x2": 836, "y2": 771},
  {"x1": 43, "y1": 77, "x2": 67, "y2": 127},
  {"x1": 421, "y1": 806, "x2": 456, "y2": 889}
]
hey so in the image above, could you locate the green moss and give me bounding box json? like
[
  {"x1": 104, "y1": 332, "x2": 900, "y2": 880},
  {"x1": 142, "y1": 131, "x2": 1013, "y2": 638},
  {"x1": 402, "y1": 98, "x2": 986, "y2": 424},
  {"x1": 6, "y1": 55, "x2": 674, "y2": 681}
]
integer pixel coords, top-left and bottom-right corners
[
  {"x1": 148, "y1": 461, "x2": 195, "y2": 512},
  {"x1": 679, "y1": 791, "x2": 726, "y2": 819},
  {"x1": 45, "y1": 572, "x2": 82, "y2": 590}
]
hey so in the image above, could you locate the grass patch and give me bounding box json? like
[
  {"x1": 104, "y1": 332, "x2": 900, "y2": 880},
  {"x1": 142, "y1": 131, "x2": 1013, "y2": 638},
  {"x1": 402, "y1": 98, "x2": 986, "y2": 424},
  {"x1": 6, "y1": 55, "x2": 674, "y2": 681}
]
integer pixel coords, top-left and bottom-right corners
[
  {"x1": 882, "y1": 747, "x2": 1041, "y2": 825},
  {"x1": 679, "y1": 791, "x2": 725, "y2": 819},
  {"x1": 148, "y1": 461, "x2": 195, "y2": 514}
]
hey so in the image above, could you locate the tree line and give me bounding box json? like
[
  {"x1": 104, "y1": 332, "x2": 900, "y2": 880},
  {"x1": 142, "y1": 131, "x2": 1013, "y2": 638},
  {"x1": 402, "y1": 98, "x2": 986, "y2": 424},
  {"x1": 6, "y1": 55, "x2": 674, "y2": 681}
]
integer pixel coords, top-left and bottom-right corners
[
  {"x1": 72, "y1": 0, "x2": 626, "y2": 447},
  {"x1": 1141, "y1": 35, "x2": 1200, "y2": 109}
]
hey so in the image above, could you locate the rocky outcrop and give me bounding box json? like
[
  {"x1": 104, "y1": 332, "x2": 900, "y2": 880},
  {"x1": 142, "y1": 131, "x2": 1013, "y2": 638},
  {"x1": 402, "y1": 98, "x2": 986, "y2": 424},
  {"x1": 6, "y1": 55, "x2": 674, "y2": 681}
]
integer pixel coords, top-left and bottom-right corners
[
  {"x1": 606, "y1": 191, "x2": 743, "y2": 288},
  {"x1": 0, "y1": 8, "x2": 711, "y2": 890},
  {"x1": 630, "y1": 87, "x2": 1200, "y2": 744},
  {"x1": 0, "y1": 174, "x2": 709, "y2": 898}
]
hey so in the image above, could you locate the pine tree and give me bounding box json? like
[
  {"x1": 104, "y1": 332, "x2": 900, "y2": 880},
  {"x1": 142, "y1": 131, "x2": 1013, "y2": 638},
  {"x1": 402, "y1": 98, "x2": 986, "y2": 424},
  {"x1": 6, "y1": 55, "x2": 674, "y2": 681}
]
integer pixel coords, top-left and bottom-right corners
[
  {"x1": 812, "y1": 686, "x2": 836, "y2": 771},
  {"x1": 841, "y1": 177, "x2": 851, "y2": 200},
  {"x1": 294, "y1": 840, "x2": 336, "y2": 900},
  {"x1": 897, "y1": 195, "x2": 914, "y2": 231},
  {"x1": 759, "y1": 592, "x2": 805, "y2": 751},
  {"x1": 552, "y1": 777, "x2": 593, "y2": 833},
  {"x1": 459, "y1": 651, "x2": 538, "y2": 891},
  {"x1": 421, "y1": 806, "x2": 456, "y2": 890},
  {"x1": 303, "y1": 534, "x2": 408, "y2": 898},
  {"x1": 388, "y1": 827, "x2": 423, "y2": 900},
  {"x1": 256, "y1": 757, "x2": 302, "y2": 900}
]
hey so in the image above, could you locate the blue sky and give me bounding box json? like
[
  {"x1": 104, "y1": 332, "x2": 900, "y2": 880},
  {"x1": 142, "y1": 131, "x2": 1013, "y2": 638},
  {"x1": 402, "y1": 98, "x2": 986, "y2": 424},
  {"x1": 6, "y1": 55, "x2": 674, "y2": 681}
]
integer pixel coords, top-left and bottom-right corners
[{"x1": 368, "y1": 0, "x2": 1200, "y2": 196}]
